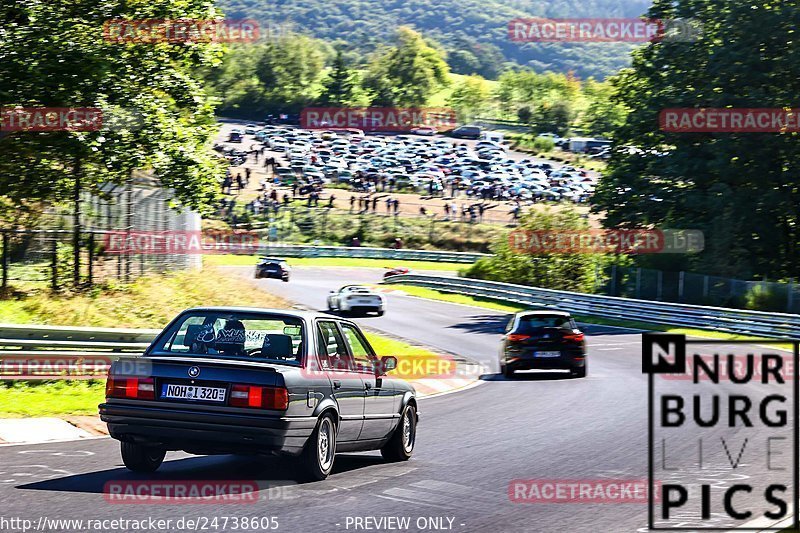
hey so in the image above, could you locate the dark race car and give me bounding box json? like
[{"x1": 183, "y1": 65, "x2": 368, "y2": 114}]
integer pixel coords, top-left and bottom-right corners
[
  {"x1": 255, "y1": 257, "x2": 290, "y2": 282},
  {"x1": 99, "y1": 308, "x2": 418, "y2": 481},
  {"x1": 499, "y1": 310, "x2": 586, "y2": 379}
]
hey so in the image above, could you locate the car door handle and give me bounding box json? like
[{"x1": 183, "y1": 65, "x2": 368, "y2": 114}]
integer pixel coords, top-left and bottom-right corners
[{"x1": 333, "y1": 380, "x2": 341, "y2": 389}]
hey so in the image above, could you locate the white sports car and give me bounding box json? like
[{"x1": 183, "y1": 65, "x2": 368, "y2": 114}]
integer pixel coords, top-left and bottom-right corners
[{"x1": 327, "y1": 285, "x2": 386, "y2": 316}]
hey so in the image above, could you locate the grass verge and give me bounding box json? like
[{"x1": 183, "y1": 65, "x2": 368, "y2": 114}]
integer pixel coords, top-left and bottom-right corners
[
  {"x1": 204, "y1": 255, "x2": 470, "y2": 272},
  {"x1": 0, "y1": 266, "x2": 289, "y2": 329},
  {"x1": 0, "y1": 381, "x2": 106, "y2": 417}
]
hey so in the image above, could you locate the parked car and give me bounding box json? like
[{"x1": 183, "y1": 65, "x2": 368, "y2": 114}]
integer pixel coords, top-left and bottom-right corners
[
  {"x1": 255, "y1": 258, "x2": 291, "y2": 281},
  {"x1": 100, "y1": 308, "x2": 418, "y2": 480},
  {"x1": 410, "y1": 126, "x2": 437, "y2": 136},
  {"x1": 228, "y1": 129, "x2": 243, "y2": 143},
  {"x1": 327, "y1": 285, "x2": 386, "y2": 316},
  {"x1": 448, "y1": 125, "x2": 481, "y2": 140},
  {"x1": 499, "y1": 310, "x2": 586, "y2": 378}
]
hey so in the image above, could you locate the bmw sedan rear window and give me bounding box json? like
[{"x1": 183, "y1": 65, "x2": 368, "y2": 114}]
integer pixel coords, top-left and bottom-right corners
[{"x1": 151, "y1": 311, "x2": 305, "y2": 365}]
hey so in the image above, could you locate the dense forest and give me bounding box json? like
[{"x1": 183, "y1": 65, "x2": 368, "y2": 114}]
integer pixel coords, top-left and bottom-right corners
[{"x1": 218, "y1": 0, "x2": 651, "y2": 79}]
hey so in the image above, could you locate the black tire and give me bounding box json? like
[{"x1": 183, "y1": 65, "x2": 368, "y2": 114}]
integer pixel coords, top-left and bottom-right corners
[
  {"x1": 120, "y1": 442, "x2": 166, "y2": 473},
  {"x1": 300, "y1": 413, "x2": 337, "y2": 481},
  {"x1": 501, "y1": 364, "x2": 514, "y2": 379},
  {"x1": 377, "y1": 309, "x2": 385, "y2": 316},
  {"x1": 571, "y1": 365, "x2": 587, "y2": 378},
  {"x1": 381, "y1": 404, "x2": 416, "y2": 462}
]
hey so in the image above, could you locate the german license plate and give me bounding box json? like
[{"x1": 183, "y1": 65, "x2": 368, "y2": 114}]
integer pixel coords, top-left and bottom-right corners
[
  {"x1": 161, "y1": 384, "x2": 226, "y2": 402},
  {"x1": 534, "y1": 351, "x2": 561, "y2": 358}
]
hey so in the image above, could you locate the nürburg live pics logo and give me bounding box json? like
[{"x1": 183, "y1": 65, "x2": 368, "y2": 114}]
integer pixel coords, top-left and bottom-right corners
[{"x1": 643, "y1": 334, "x2": 798, "y2": 530}]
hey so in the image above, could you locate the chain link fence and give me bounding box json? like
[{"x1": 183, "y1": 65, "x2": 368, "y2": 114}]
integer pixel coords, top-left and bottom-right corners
[
  {"x1": 3, "y1": 173, "x2": 200, "y2": 291},
  {"x1": 602, "y1": 265, "x2": 800, "y2": 314}
]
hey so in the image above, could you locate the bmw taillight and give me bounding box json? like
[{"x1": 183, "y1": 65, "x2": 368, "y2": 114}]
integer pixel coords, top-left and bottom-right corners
[
  {"x1": 106, "y1": 376, "x2": 155, "y2": 400},
  {"x1": 564, "y1": 332, "x2": 585, "y2": 342},
  {"x1": 507, "y1": 334, "x2": 531, "y2": 342},
  {"x1": 230, "y1": 384, "x2": 289, "y2": 410}
]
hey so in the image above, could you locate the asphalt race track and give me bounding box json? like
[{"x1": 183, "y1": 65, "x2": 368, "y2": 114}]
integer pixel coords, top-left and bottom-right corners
[{"x1": 0, "y1": 266, "x2": 791, "y2": 532}]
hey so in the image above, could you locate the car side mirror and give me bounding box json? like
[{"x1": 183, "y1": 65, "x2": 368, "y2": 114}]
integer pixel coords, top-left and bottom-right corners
[{"x1": 378, "y1": 356, "x2": 397, "y2": 375}]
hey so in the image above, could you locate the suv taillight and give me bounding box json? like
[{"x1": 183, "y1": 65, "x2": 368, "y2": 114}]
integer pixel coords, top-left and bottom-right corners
[
  {"x1": 106, "y1": 376, "x2": 155, "y2": 400},
  {"x1": 230, "y1": 384, "x2": 289, "y2": 410},
  {"x1": 507, "y1": 334, "x2": 531, "y2": 342},
  {"x1": 563, "y1": 332, "x2": 585, "y2": 342}
]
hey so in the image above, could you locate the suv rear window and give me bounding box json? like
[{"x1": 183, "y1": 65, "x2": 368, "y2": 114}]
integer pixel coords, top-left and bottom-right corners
[{"x1": 516, "y1": 315, "x2": 575, "y2": 333}]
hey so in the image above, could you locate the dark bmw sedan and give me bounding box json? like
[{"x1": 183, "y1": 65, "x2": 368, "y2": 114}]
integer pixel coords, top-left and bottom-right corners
[
  {"x1": 499, "y1": 310, "x2": 586, "y2": 379},
  {"x1": 99, "y1": 308, "x2": 418, "y2": 481}
]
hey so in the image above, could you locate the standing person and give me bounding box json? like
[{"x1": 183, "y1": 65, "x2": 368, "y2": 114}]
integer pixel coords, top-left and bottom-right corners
[
  {"x1": 245, "y1": 167, "x2": 251, "y2": 185},
  {"x1": 292, "y1": 182, "x2": 298, "y2": 197},
  {"x1": 443, "y1": 202, "x2": 451, "y2": 220},
  {"x1": 349, "y1": 195, "x2": 356, "y2": 212},
  {"x1": 393, "y1": 198, "x2": 400, "y2": 215},
  {"x1": 386, "y1": 196, "x2": 393, "y2": 213},
  {"x1": 236, "y1": 173, "x2": 243, "y2": 192},
  {"x1": 328, "y1": 194, "x2": 335, "y2": 209},
  {"x1": 372, "y1": 197, "x2": 378, "y2": 212}
]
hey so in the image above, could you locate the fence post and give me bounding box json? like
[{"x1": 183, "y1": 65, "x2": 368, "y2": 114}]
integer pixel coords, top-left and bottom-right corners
[
  {"x1": 678, "y1": 271, "x2": 685, "y2": 302},
  {"x1": 656, "y1": 270, "x2": 663, "y2": 301},
  {"x1": 87, "y1": 233, "x2": 94, "y2": 287},
  {"x1": 610, "y1": 265, "x2": 617, "y2": 296},
  {"x1": 635, "y1": 268, "x2": 641, "y2": 299},
  {"x1": 51, "y1": 237, "x2": 58, "y2": 291},
  {"x1": 1, "y1": 232, "x2": 7, "y2": 291}
]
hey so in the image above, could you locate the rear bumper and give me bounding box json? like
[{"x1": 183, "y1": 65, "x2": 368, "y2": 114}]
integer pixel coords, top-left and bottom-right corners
[
  {"x1": 504, "y1": 350, "x2": 586, "y2": 371},
  {"x1": 99, "y1": 402, "x2": 316, "y2": 456}
]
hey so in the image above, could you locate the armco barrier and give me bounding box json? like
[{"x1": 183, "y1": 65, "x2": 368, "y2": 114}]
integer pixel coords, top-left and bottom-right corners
[
  {"x1": 382, "y1": 274, "x2": 800, "y2": 339},
  {"x1": 0, "y1": 324, "x2": 158, "y2": 379},
  {"x1": 256, "y1": 245, "x2": 487, "y2": 263}
]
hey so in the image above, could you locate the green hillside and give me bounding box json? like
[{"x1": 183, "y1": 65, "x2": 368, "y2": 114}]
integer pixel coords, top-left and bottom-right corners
[{"x1": 218, "y1": 0, "x2": 652, "y2": 79}]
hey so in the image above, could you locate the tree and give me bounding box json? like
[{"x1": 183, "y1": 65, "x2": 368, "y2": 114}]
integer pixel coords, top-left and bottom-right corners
[
  {"x1": 462, "y1": 207, "x2": 609, "y2": 293},
  {"x1": 0, "y1": 0, "x2": 226, "y2": 283},
  {"x1": 447, "y1": 75, "x2": 490, "y2": 122},
  {"x1": 580, "y1": 79, "x2": 628, "y2": 138},
  {"x1": 255, "y1": 34, "x2": 327, "y2": 112},
  {"x1": 592, "y1": 0, "x2": 800, "y2": 280},
  {"x1": 517, "y1": 106, "x2": 533, "y2": 124},
  {"x1": 318, "y1": 48, "x2": 358, "y2": 106},
  {"x1": 363, "y1": 27, "x2": 449, "y2": 107},
  {"x1": 531, "y1": 100, "x2": 575, "y2": 136}
]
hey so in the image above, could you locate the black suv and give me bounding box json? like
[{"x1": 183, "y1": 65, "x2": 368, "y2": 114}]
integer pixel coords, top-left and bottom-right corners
[
  {"x1": 255, "y1": 257, "x2": 291, "y2": 282},
  {"x1": 499, "y1": 311, "x2": 586, "y2": 378}
]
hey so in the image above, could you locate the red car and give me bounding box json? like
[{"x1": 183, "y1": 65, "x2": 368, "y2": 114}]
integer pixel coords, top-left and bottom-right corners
[{"x1": 383, "y1": 266, "x2": 410, "y2": 279}]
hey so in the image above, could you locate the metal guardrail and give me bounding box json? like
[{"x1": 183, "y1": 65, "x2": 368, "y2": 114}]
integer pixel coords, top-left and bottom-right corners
[
  {"x1": 0, "y1": 324, "x2": 157, "y2": 379},
  {"x1": 382, "y1": 274, "x2": 800, "y2": 339},
  {"x1": 256, "y1": 245, "x2": 488, "y2": 263}
]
